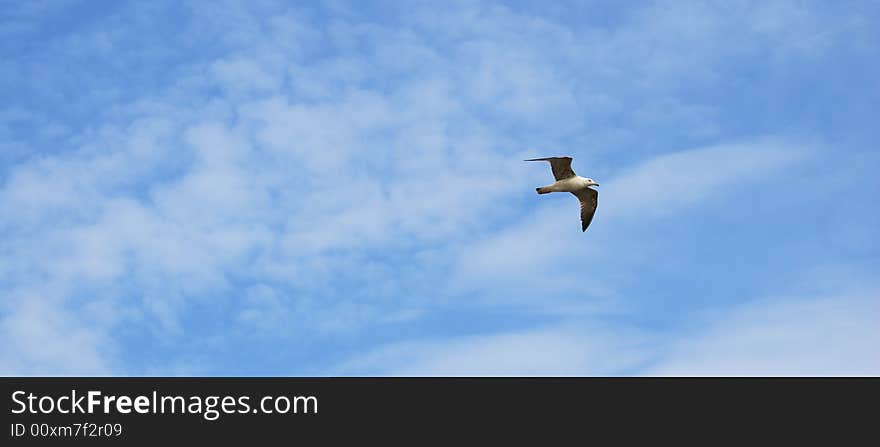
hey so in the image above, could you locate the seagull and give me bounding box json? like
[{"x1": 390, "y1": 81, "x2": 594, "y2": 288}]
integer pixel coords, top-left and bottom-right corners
[{"x1": 525, "y1": 156, "x2": 599, "y2": 232}]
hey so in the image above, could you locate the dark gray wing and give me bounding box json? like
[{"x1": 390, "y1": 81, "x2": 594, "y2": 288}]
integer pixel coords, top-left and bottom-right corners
[
  {"x1": 524, "y1": 157, "x2": 576, "y2": 181},
  {"x1": 572, "y1": 187, "x2": 598, "y2": 232}
]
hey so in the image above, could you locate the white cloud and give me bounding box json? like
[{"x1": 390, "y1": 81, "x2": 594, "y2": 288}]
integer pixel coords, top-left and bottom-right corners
[
  {"x1": 335, "y1": 322, "x2": 652, "y2": 376},
  {"x1": 337, "y1": 283, "x2": 879, "y2": 376},
  {"x1": 0, "y1": 296, "x2": 114, "y2": 376},
  {"x1": 646, "y1": 288, "x2": 880, "y2": 376},
  {"x1": 599, "y1": 138, "x2": 808, "y2": 219}
]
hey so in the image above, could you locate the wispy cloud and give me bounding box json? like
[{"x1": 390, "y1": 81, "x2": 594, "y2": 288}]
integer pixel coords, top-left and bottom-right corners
[
  {"x1": 0, "y1": 296, "x2": 114, "y2": 375},
  {"x1": 338, "y1": 275, "x2": 879, "y2": 376},
  {"x1": 335, "y1": 322, "x2": 652, "y2": 376},
  {"x1": 647, "y1": 287, "x2": 880, "y2": 376}
]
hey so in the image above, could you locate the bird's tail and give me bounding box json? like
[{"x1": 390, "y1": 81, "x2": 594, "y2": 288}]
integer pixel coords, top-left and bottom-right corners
[{"x1": 536, "y1": 186, "x2": 552, "y2": 194}]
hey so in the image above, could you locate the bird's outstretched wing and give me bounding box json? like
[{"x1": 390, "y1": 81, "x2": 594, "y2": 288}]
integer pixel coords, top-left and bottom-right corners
[
  {"x1": 571, "y1": 188, "x2": 598, "y2": 232},
  {"x1": 524, "y1": 157, "x2": 576, "y2": 181}
]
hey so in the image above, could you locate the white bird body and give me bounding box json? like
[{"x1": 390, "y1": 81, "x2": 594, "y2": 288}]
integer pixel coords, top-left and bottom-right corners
[{"x1": 540, "y1": 175, "x2": 591, "y2": 193}]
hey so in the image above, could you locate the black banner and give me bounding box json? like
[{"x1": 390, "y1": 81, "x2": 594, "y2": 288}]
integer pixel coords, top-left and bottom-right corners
[{"x1": 2, "y1": 378, "x2": 876, "y2": 443}]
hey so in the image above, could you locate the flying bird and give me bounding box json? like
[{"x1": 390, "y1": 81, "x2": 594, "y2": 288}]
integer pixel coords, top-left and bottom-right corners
[{"x1": 525, "y1": 156, "x2": 599, "y2": 232}]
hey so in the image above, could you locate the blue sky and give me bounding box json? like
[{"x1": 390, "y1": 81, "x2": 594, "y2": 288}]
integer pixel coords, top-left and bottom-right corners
[{"x1": 1, "y1": 0, "x2": 878, "y2": 375}]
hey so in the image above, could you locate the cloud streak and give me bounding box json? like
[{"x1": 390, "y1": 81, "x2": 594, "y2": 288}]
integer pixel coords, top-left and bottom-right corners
[{"x1": 339, "y1": 279, "x2": 879, "y2": 376}]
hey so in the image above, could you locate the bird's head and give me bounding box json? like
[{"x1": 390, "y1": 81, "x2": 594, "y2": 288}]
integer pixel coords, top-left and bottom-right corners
[{"x1": 583, "y1": 178, "x2": 600, "y2": 188}]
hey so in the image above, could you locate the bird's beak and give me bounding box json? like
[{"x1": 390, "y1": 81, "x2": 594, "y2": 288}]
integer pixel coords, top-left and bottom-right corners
[{"x1": 593, "y1": 182, "x2": 600, "y2": 186}]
